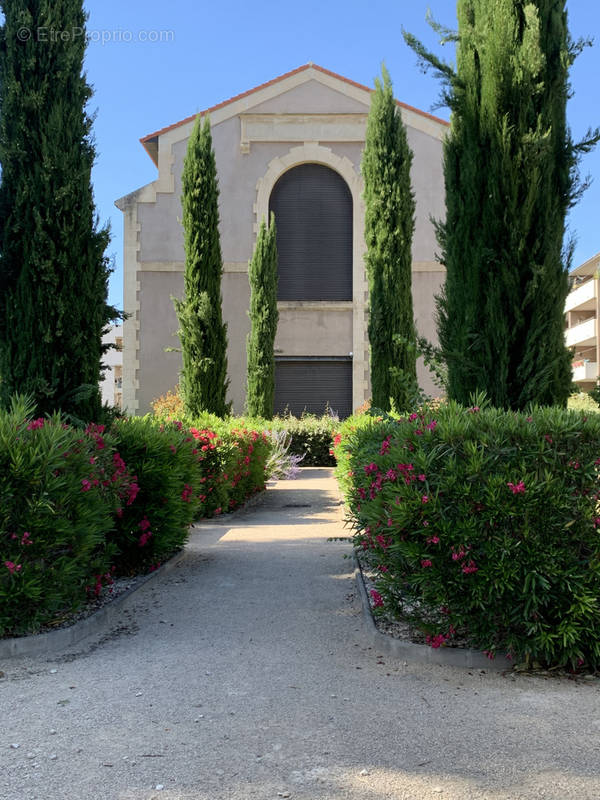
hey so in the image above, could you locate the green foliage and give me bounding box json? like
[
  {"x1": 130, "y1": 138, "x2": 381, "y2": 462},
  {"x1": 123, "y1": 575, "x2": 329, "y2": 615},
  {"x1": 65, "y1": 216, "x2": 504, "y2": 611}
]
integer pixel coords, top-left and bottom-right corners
[
  {"x1": 334, "y1": 401, "x2": 600, "y2": 669},
  {"x1": 174, "y1": 115, "x2": 230, "y2": 418},
  {"x1": 108, "y1": 417, "x2": 202, "y2": 575},
  {"x1": 362, "y1": 65, "x2": 417, "y2": 412},
  {"x1": 0, "y1": 2, "x2": 119, "y2": 420},
  {"x1": 568, "y1": 392, "x2": 600, "y2": 414},
  {"x1": 266, "y1": 414, "x2": 339, "y2": 466},
  {"x1": 247, "y1": 214, "x2": 279, "y2": 418},
  {"x1": 404, "y1": 2, "x2": 598, "y2": 409},
  {"x1": 0, "y1": 397, "x2": 117, "y2": 636}
]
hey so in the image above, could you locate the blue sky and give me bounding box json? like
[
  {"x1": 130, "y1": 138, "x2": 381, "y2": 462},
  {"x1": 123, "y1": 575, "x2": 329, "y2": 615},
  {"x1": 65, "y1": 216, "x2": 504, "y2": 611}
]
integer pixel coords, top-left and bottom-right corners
[{"x1": 80, "y1": 0, "x2": 600, "y2": 310}]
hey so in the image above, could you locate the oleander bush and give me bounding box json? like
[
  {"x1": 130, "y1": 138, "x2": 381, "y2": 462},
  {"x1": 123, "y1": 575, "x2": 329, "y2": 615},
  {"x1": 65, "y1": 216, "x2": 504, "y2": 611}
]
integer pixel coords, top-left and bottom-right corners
[
  {"x1": 333, "y1": 400, "x2": 600, "y2": 670},
  {"x1": 0, "y1": 397, "x2": 122, "y2": 636},
  {"x1": 267, "y1": 414, "x2": 338, "y2": 466},
  {"x1": 0, "y1": 396, "x2": 274, "y2": 634},
  {"x1": 151, "y1": 387, "x2": 338, "y2": 467},
  {"x1": 108, "y1": 417, "x2": 203, "y2": 574}
]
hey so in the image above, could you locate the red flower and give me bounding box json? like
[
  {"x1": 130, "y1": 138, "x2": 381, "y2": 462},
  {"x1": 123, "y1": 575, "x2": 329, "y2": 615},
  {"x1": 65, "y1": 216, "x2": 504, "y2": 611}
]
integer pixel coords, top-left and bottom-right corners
[
  {"x1": 507, "y1": 481, "x2": 526, "y2": 494},
  {"x1": 370, "y1": 590, "x2": 384, "y2": 608},
  {"x1": 26, "y1": 418, "x2": 45, "y2": 431}
]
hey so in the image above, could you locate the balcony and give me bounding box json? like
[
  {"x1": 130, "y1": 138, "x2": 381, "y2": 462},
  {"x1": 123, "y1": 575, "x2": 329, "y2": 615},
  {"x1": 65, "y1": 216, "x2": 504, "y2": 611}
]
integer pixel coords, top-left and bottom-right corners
[
  {"x1": 565, "y1": 317, "x2": 597, "y2": 348},
  {"x1": 572, "y1": 360, "x2": 598, "y2": 383},
  {"x1": 565, "y1": 278, "x2": 597, "y2": 313}
]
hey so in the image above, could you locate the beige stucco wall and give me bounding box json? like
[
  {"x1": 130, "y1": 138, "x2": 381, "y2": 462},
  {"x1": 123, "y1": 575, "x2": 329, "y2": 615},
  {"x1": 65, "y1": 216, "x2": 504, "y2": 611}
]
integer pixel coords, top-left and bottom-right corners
[{"x1": 119, "y1": 69, "x2": 447, "y2": 416}]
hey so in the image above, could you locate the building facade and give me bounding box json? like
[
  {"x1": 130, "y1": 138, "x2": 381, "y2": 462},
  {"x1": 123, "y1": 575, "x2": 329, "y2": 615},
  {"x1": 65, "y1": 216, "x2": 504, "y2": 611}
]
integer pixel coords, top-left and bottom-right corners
[
  {"x1": 565, "y1": 252, "x2": 600, "y2": 390},
  {"x1": 116, "y1": 64, "x2": 447, "y2": 416},
  {"x1": 100, "y1": 325, "x2": 123, "y2": 409}
]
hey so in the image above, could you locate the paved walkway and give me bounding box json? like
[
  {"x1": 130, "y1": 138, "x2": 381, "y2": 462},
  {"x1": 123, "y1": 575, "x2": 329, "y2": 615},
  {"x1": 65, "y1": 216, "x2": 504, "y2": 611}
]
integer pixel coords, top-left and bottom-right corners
[{"x1": 2, "y1": 468, "x2": 600, "y2": 800}]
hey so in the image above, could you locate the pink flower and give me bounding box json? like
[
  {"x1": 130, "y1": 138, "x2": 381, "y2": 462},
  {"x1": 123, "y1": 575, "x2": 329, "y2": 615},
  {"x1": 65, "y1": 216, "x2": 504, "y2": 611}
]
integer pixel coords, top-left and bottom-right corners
[
  {"x1": 468, "y1": 406, "x2": 480, "y2": 414},
  {"x1": 462, "y1": 560, "x2": 478, "y2": 575},
  {"x1": 421, "y1": 495, "x2": 429, "y2": 504},
  {"x1": 507, "y1": 481, "x2": 526, "y2": 494},
  {"x1": 426, "y1": 536, "x2": 440, "y2": 545},
  {"x1": 426, "y1": 420, "x2": 437, "y2": 431},
  {"x1": 139, "y1": 517, "x2": 151, "y2": 531},
  {"x1": 409, "y1": 413, "x2": 419, "y2": 422},
  {"x1": 126, "y1": 481, "x2": 140, "y2": 505},
  {"x1": 170, "y1": 445, "x2": 177, "y2": 454},
  {"x1": 364, "y1": 462, "x2": 378, "y2": 475},
  {"x1": 4, "y1": 561, "x2": 21, "y2": 574},
  {"x1": 370, "y1": 590, "x2": 384, "y2": 608},
  {"x1": 452, "y1": 546, "x2": 467, "y2": 562},
  {"x1": 544, "y1": 435, "x2": 553, "y2": 444},
  {"x1": 418, "y1": 474, "x2": 426, "y2": 482},
  {"x1": 423, "y1": 520, "x2": 429, "y2": 527},
  {"x1": 379, "y1": 436, "x2": 391, "y2": 455},
  {"x1": 81, "y1": 479, "x2": 92, "y2": 492},
  {"x1": 421, "y1": 559, "x2": 432, "y2": 568},
  {"x1": 20, "y1": 531, "x2": 33, "y2": 546},
  {"x1": 425, "y1": 633, "x2": 448, "y2": 649},
  {"x1": 26, "y1": 418, "x2": 45, "y2": 431}
]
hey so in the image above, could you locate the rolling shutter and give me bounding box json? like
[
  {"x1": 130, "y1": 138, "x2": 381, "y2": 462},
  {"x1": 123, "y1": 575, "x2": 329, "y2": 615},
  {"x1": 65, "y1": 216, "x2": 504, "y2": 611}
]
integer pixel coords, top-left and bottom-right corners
[
  {"x1": 269, "y1": 164, "x2": 353, "y2": 301},
  {"x1": 274, "y1": 359, "x2": 352, "y2": 419}
]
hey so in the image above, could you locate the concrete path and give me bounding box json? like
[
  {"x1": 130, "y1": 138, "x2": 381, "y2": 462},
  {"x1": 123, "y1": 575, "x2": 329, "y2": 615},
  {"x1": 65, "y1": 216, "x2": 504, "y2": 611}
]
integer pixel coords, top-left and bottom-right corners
[{"x1": 1, "y1": 468, "x2": 600, "y2": 800}]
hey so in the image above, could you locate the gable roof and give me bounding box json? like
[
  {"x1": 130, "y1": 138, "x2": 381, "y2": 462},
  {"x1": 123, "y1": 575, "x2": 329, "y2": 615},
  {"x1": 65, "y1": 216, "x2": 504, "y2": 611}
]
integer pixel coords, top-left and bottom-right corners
[{"x1": 140, "y1": 63, "x2": 449, "y2": 165}]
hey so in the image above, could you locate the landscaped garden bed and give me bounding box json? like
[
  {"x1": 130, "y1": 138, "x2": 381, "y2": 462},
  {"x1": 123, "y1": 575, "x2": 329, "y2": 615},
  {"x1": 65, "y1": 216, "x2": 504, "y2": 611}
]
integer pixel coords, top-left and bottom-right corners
[
  {"x1": 332, "y1": 400, "x2": 600, "y2": 672},
  {"x1": 0, "y1": 397, "x2": 272, "y2": 638}
]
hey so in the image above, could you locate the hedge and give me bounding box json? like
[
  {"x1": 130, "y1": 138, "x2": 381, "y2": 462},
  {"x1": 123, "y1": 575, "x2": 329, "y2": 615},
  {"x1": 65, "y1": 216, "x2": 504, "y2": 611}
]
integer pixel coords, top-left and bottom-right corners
[
  {"x1": 0, "y1": 398, "x2": 121, "y2": 635},
  {"x1": 333, "y1": 401, "x2": 600, "y2": 670},
  {"x1": 0, "y1": 401, "x2": 272, "y2": 636},
  {"x1": 151, "y1": 387, "x2": 338, "y2": 467}
]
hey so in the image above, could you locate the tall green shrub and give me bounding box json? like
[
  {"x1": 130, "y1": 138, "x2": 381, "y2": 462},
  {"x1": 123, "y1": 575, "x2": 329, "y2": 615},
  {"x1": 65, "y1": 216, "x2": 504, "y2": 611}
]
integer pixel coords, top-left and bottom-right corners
[
  {"x1": 0, "y1": 3, "x2": 118, "y2": 421},
  {"x1": 174, "y1": 115, "x2": 230, "y2": 418},
  {"x1": 246, "y1": 214, "x2": 279, "y2": 418},
  {"x1": 0, "y1": 397, "x2": 118, "y2": 636},
  {"x1": 362, "y1": 66, "x2": 417, "y2": 412},
  {"x1": 405, "y1": 1, "x2": 598, "y2": 409},
  {"x1": 334, "y1": 402, "x2": 600, "y2": 669}
]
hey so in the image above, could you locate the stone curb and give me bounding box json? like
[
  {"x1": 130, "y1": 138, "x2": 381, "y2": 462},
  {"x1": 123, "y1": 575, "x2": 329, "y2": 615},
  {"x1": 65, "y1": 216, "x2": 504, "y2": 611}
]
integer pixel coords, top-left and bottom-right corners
[
  {"x1": 0, "y1": 491, "x2": 268, "y2": 661},
  {"x1": 353, "y1": 554, "x2": 513, "y2": 672},
  {"x1": 0, "y1": 550, "x2": 187, "y2": 660}
]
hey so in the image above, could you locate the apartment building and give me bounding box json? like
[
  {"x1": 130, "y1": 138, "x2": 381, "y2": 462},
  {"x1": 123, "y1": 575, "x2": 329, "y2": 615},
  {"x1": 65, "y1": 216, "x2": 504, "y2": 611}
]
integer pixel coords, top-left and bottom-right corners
[
  {"x1": 100, "y1": 325, "x2": 124, "y2": 409},
  {"x1": 565, "y1": 252, "x2": 600, "y2": 390}
]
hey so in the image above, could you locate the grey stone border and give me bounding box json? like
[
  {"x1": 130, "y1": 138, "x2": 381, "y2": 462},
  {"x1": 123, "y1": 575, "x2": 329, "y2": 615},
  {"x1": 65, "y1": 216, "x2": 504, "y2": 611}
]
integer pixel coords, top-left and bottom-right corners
[
  {"x1": 0, "y1": 551, "x2": 187, "y2": 660},
  {"x1": 0, "y1": 491, "x2": 268, "y2": 660},
  {"x1": 353, "y1": 554, "x2": 513, "y2": 671}
]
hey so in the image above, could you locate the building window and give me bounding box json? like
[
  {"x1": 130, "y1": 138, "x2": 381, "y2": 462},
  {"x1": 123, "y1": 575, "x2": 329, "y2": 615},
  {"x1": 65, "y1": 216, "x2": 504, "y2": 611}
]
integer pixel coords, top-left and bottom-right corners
[{"x1": 269, "y1": 163, "x2": 353, "y2": 301}]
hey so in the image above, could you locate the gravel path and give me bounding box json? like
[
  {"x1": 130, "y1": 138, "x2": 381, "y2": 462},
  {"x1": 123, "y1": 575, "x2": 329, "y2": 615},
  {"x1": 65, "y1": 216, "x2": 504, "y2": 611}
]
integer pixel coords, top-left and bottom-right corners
[{"x1": 1, "y1": 467, "x2": 599, "y2": 800}]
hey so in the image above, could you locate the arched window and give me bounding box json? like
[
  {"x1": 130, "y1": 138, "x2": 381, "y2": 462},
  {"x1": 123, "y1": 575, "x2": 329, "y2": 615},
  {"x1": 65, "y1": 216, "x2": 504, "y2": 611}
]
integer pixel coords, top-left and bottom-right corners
[{"x1": 269, "y1": 163, "x2": 352, "y2": 301}]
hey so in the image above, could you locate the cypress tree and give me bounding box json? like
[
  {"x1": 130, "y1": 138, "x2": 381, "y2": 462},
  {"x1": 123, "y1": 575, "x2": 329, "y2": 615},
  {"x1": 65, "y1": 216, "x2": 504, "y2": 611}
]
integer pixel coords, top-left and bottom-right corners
[
  {"x1": 362, "y1": 65, "x2": 417, "y2": 412},
  {"x1": 0, "y1": 2, "x2": 118, "y2": 420},
  {"x1": 405, "y1": 1, "x2": 598, "y2": 408},
  {"x1": 246, "y1": 213, "x2": 278, "y2": 419},
  {"x1": 174, "y1": 115, "x2": 230, "y2": 418}
]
